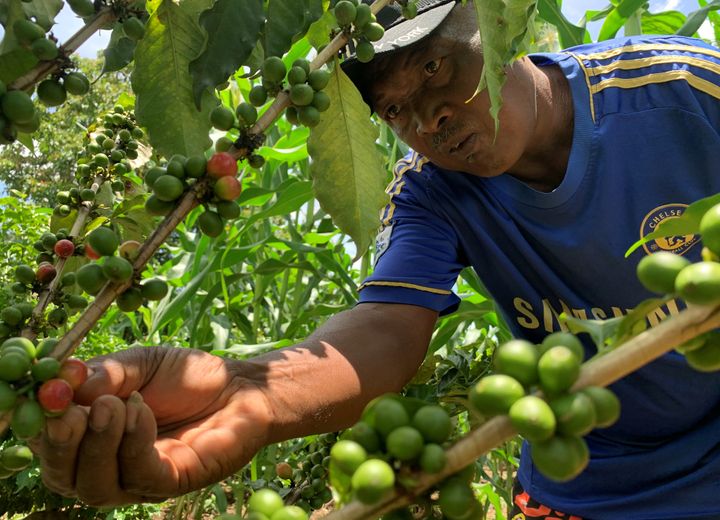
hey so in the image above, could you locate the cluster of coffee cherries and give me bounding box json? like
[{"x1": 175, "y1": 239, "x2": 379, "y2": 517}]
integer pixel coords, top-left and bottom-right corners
[
  {"x1": 0, "y1": 13, "x2": 92, "y2": 145},
  {"x1": 327, "y1": 396, "x2": 451, "y2": 506},
  {"x1": 469, "y1": 333, "x2": 620, "y2": 483},
  {"x1": 75, "y1": 105, "x2": 144, "y2": 191},
  {"x1": 75, "y1": 226, "x2": 168, "y2": 312},
  {"x1": 636, "y1": 201, "x2": 720, "y2": 370},
  {"x1": 276, "y1": 433, "x2": 336, "y2": 513},
  {"x1": 143, "y1": 151, "x2": 243, "y2": 238},
  {"x1": 245, "y1": 57, "x2": 332, "y2": 129},
  {"x1": 331, "y1": 0, "x2": 417, "y2": 63},
  {"x1": 0, "y1": 336, "x2": 88, "y2": 479}
]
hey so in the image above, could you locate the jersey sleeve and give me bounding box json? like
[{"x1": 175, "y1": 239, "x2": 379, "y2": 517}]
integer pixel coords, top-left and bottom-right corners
[{"x1": 358, "y1": 152, "x2": 466, "y2": 314}]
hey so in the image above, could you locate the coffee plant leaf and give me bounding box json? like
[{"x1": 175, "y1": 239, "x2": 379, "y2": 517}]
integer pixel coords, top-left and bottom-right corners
[
  {"x1": 131, "y1": 0, "x2": 214, "y2": 158},
  {"x1": 307, "y1": 65, "x2": 389, "y2": 258},
  {"x1": 306, "y1": 10, "x2": 335, "y2": 49},
  {"x1": 102, "y1": 23, "x2": 137, "y2": 74},
  {"x1": 472, "y1": 0, "x2": 536, "y2": 133},
  {"x1": 625, "y1": 192, "x2": 720, "y2": 256},
  {"x1": 189, "y1": 0, "x2": 265, "y2": 108},
  {"x1": 20, "y1": 0, "x2": 62, "y2": 31},
  {"x1": 0, "y1": 0, "x2": 39, "y2": 83},
  {"x1": 264, "y1": 0, "x2": 323, "y2": 58}
]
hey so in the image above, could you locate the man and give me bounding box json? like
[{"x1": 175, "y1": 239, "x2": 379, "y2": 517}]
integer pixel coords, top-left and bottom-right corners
[{"x1": 34, "y1": 1, "x2": 720, "y2": 518}]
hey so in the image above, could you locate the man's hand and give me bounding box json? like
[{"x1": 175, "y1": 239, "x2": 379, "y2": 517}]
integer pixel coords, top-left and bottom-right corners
[{"x1": 30, "y1": 347, "x2": 272, "y2": 506}]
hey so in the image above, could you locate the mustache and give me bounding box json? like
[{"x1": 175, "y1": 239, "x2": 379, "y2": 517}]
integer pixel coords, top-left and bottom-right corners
[{"x1": 431, "y1": 122, "x2": 464, "y2": 149}]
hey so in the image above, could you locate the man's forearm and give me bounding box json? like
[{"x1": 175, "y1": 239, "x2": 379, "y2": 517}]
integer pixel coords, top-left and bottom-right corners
[{"x1": 239, "y1": 303, "x2": 438, "y2": 443}]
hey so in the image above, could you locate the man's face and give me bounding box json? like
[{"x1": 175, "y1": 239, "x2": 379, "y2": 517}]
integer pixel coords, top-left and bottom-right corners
[{"x1": 370, "y1": 33, "x2": 536, "y2": 178}]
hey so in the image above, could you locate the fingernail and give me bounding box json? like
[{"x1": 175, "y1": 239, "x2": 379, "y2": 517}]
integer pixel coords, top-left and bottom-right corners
[
  {"x1": 90, "y1": 404, "x2": 111, "y2": 432},
  {"x1": 125, "y1": 392, "x2": 143, "y2": 433},
  {"x1": 47, "y1": 419, "x2": 73, "y2": 444}
]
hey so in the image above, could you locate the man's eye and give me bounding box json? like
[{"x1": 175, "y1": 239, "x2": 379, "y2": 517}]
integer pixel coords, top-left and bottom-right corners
[
  {"x1": 424, "y1": 59, "x2": 441, "y2": 75},
  {"x1": 386, "y1": 105, "x2": 400, "y2": 119}
]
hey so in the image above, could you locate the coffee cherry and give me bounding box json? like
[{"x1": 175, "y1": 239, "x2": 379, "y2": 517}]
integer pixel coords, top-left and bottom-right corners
[
  {"x1": 37, "y1": 79, "x2": 67, "y2": 107},
  {"x1": 36, "y1": 262, "x2": 57, "y2": 284},
  {"x1": 38, "y1": 378, "x2": 74, "y2": 414},
  {"x1": 58, "y1": 358, "x2": 88, "y2": 390},
  {"x1": 210, "y1": 105, "x2": 236, "y2": 131},
  {"x1": 117, "y1": 287, "x2": 143, "y2": 312},
  {"x1": 53, "y1": 239, "x2": 75, "y2": 258},
  {"x1": 249, "y1": 85, "x2": 268, "y2": 106},
  {"x1": 87, "y1": 226, "x2": 119, "y2": 256},
  {"x1": 63, "y1": 71, "x2": 90, "y2": 96},
  {"x1": 214, "y1": 176, "x2": 242, "y2": 201},
  {"x1": 207, "y1": 152, "x2": 238, "y2": 179},
  {"x1": 261, "y1": 56, "x2": 287, "y2": 83}
]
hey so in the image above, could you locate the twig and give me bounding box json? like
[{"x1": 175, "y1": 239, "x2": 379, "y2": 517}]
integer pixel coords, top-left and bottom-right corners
[
  {"x1": 10, "y1": 8, "x2": 117, "y2": 91},
  {"x1": 22, "y1": 176, "x2": 105, "y2": 341},
  {"x1": 325, "y1": 303, "x2": 720, "y2": 520},
  {"x1": 49, "y1": 0, "x2": 396, "y2": 361}
]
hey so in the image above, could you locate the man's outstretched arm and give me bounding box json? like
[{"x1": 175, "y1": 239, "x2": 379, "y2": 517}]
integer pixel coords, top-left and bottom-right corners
[{"x1": 33, "y1": 302, "x2": 438, "y2": 506}]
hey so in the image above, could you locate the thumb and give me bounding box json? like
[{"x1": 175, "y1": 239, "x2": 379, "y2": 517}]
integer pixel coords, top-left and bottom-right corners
[{"x1": 74, "y1": 347, "x2": 161, "y2": 405}]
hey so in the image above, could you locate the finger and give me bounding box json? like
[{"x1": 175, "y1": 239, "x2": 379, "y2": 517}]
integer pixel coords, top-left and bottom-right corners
[
  {"x1": 74, "y1": 348, "x2": 161, "y2": 404},
  {"x1": 119, "y1": 392, "x2": 179, "y2": 498},
  {"x1": 34, "y1": 404, "x2": 89, "y2": 497},
  {"x1": 74, "y1": 395, "x2": 138, "y2": 506}
]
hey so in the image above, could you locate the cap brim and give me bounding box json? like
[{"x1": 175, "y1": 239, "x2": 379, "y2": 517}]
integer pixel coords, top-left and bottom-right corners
[{"x1": 341, "y1": 3, "x2": 455, "y2": 108}]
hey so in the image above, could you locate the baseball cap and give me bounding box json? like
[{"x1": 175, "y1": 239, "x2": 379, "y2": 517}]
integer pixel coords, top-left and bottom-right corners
[{"x1": 341, "y1": 0, "x2": 458, "y2": 107}]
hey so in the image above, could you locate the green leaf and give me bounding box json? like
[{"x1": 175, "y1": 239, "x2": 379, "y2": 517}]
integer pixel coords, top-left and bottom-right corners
[
  {"x1": 264, "y1": 0, "x2": 323, "y2": 58},
  {"x1": 472, "y1": 0, "x2": 537, "y2": 132},
  {"x1": 307, "y1": 64, "x2": 389, "y2": 257},
  {"x1": 598, "y1": 0, "x2": 647, "y2": 41},
  {"x1": 189, "y1": 0, "x2": 265, "y2": 108},
  {"x1": 536, "y1": 0, "x2": 586, "y2": 48},
  {"x1": 561, "y1": 314, "x2": 623, "y2": 352},
  {"x1": 699, "y1": 0, "x2": 720, "y2": 43},
  {"x1": 677, "y1": 0, "x2": 720, "y2": 36},
  {"x1": 641, "y1": 10, "x2": 686, "y2": 35},
  {"x1": 131, "y1": 0, "x2": 214, "y2": 158},
  {"x1": 0, "y1": 0, "x2": 39, "y2": 83},
  {"x1": 20, "y1": 0, "x2": 62, "y2": 31},
  {"x1": 102, "y1": 23, "x2": 137, "y2": 73},
  {"x1": 625, "y1": 193, "x2": 720, "y2": 257}
]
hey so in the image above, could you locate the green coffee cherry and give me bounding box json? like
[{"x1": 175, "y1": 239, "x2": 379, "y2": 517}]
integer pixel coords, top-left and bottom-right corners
[
  {"x1": 290, "y1": 84, "x2": 314, "y2": 106},
  {"x1": 364, "y1": 23, "x2": 385, "y2": 42},
  {"x1": 355, "y1": 40, "x2": 375, "y2": 63},
  {"x1": 308, "y1": 69, "x2": 331, "y2": 91},
  {"x1": 334, "y1": 1, "x2": 357, "y2": 25},
  {"x1": 261, "y1": 56, "x2": 287, "y2": 83},
  {"x1": 236, "y1": 103, "x2": 258, "y2": 126},
  {"x1": 249, "y1": 85, "x2": 268, "y2": 106}
]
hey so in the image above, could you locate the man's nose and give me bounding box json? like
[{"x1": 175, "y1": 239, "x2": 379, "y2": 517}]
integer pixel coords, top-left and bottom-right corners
[{"x1": 416, "y1": 105, "x2": 451, "y2": 136}]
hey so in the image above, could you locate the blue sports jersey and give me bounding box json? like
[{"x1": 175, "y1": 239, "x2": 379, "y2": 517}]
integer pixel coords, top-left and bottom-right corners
[{"x1": 359, "y1": 35, "x2": 720, "y2": 519}]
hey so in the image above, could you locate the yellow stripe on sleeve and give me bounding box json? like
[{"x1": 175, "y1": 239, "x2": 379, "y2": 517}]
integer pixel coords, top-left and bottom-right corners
[
  {"x1": 586, "y1": 55, "x2": 720, "y2": 78},
  {"x1": 359, "y1": 280, "x2": 452, "y2": 295},
  {"x1": 578, "y1": 43, "x2": 720, "y2": 62},
  {"x1": 567, "y1": 52, "x2": 597, "y2": 123},
  {"x1": 590, "y1": 69, "x2": 720, "y2": 100},
  {"x1": 381, "y1": 153, "x2": 429, "y2": 226}
]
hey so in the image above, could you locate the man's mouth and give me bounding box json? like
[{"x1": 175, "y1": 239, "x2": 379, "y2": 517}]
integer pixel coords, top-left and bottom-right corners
[{"x1": 449, "y1": 133, "x2": 476, "y2": 155}]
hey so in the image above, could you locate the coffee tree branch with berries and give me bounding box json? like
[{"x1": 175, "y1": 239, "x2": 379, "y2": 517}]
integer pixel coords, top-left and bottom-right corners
[{"x1": 1, "y1": 0, "x2": 720, "y2": 518}]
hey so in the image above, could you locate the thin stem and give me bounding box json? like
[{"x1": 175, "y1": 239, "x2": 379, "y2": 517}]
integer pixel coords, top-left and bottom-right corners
[
  {"x1": 325, "y1": 303, "x2": 720, "y2": 520},
  {"x1": 22, "y1": 176, "x2": 105, "y2": 341},
  {"x1": 11, "y1": 8, "x2": 118, "y2": 91}
]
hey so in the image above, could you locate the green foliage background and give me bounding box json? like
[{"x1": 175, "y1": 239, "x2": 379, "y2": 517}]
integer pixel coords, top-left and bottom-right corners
[{"x1": 0, "y1": 0, "x2": 718, "y2": 518}]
